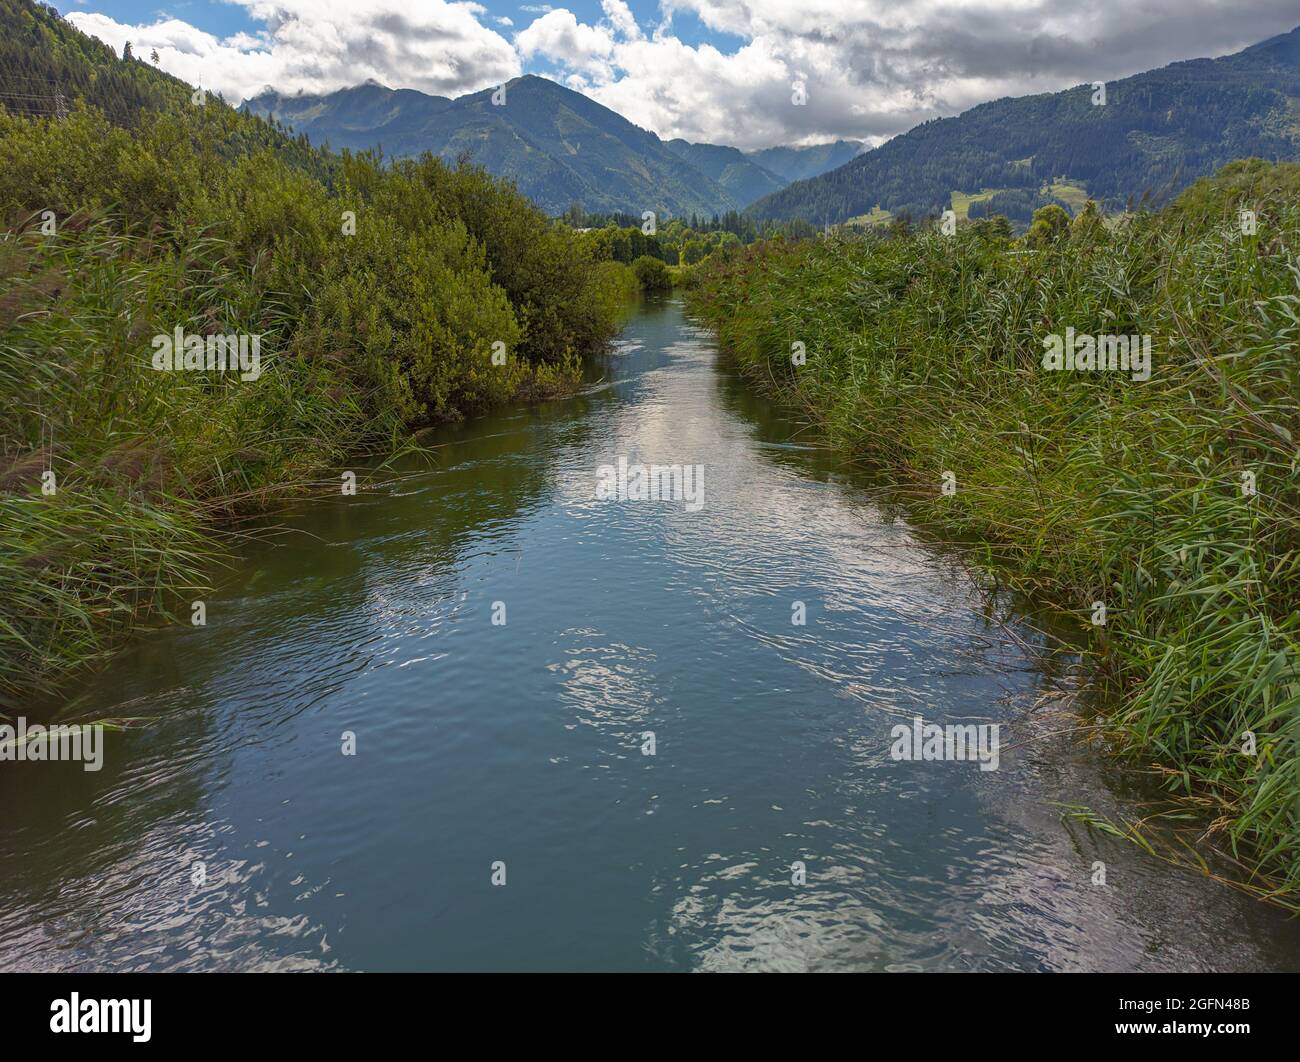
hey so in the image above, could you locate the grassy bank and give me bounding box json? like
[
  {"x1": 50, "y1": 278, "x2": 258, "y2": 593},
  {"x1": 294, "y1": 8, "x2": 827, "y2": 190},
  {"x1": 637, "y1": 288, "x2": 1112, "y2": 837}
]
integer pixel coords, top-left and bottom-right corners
[
  {"x1": 689, "y1": 160, "x2": 1299, "y2": 899},
  {"x1": 0, "y1": 102, "x2": 633, "y2": 703}
]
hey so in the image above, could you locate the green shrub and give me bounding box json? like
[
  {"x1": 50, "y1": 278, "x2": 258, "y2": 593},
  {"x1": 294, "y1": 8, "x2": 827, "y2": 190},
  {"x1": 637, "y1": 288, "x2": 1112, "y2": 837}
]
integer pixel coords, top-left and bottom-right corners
[
  {"x1": 1024, "y1": 202, "x2": 1072, "y2": 247},
  {"x1": 0, "y1": 98, "x2": 628, "y2": 699},
  {"x1": 632, "y1": 254, "x2": 672, "y2": 293}
]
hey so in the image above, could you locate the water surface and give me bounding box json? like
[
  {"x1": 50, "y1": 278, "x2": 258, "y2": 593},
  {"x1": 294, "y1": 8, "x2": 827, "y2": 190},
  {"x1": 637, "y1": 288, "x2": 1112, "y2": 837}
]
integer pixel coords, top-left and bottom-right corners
[{"x1": 2, "y1": 299, "x2": 1297, "y2": 971}]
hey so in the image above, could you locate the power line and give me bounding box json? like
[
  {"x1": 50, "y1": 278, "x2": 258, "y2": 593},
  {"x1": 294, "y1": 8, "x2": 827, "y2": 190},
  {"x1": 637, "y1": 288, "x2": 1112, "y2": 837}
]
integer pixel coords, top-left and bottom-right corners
[{"x1": 0, "y1": 88, "x2": 70, "y2": 119}]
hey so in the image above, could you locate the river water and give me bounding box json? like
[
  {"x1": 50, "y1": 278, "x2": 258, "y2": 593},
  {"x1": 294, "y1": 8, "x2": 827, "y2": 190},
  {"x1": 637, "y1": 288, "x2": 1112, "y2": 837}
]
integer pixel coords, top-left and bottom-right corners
[{"x1": 2, "y1": 299, "x2": 1297, "y2": 972}]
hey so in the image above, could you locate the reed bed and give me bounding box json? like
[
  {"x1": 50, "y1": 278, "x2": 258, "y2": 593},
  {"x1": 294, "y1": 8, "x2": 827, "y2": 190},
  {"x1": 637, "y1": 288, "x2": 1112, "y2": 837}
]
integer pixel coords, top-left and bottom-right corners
[
  {"x1": 0, "y1": 105, "x2": 633, "y2": 702},
  {"x1": 690, "y1": 159, "x2": 1300, "y2": 897}
]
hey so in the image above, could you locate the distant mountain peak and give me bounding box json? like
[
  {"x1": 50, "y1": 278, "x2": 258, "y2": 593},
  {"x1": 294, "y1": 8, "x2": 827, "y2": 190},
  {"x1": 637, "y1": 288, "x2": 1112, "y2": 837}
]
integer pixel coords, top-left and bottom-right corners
[
  {"x1": 747, "y1": 25, "x2": 1300, "y2": 225},
  {"x1": 1231, "y1": 22, "x2": 1300, "y2": 66},
  {"x1": 235, "y1": 76, "x2": 886, "y2": 217}
]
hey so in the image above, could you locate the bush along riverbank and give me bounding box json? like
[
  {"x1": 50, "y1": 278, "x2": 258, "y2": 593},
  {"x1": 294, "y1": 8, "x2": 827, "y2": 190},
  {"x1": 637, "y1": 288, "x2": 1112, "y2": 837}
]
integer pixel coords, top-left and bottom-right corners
[
  {"x1": 688, "y1": 159, "x2": 1300, "y2": 903},
  {"x1": 0, "y1": 102, "x2": 635, "y2": 703}
]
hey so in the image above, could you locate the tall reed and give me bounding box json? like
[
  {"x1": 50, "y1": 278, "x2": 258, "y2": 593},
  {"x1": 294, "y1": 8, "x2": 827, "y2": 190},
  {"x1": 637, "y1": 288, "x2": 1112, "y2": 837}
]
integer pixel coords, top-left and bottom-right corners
[
  {"x1": 0, "y1": 104, "x2": 631, "y2": 701},
  {"x1": 690, "y1": 159, "x2": 1300, "y2": 896}
]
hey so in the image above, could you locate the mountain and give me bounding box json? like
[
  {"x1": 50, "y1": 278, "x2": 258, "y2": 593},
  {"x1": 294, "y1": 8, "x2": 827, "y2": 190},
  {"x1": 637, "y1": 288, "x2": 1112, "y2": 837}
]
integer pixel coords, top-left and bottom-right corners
[
  {"x1": 745, "y1": 141, "x2": 863, "y2": 183},
  {"x1": 748, "y1": 25, "x2": 1300, "y2": 225},
  {"x1": 0, "y1": 0, "x2": 846, "y2": 225},
  {"x1": 243, "y1": 75, "x2": 741, "y2": 217},
  {"x1": 0, "y1": 0, "x2": 329, "y2": 178},
  {"x1": 241, "y1": 77, "x2": 860, "y2": 218},
  {"x1": 664, "y1": 139, "x2": 787, "y2": 207},
  {"x1": 255, "y1": 80, "x2": 454, "y2": 141}
]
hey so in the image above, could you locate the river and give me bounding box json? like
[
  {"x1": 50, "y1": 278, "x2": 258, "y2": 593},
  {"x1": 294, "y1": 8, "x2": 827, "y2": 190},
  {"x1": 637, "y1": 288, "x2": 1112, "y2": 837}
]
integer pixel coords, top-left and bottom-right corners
[{"x1": 2, "y1": 298, "x2": 1297, "y2": 971}]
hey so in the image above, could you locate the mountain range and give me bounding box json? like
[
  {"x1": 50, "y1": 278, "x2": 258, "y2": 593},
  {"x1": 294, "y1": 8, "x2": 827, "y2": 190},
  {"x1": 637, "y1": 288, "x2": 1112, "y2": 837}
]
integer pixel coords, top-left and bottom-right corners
[
  {"x1": 243, "y1": 24, "x2": 1300, "y2": 228},
  {"x1": 4, "y1": 0, "x2": 1298, "y2": 230},
  {"x1": 747, "y1": 25, "x2": 1300, "y2": 225},
  {"x1": 240, "y1": 77, "x2": 862, "y2": 218}
]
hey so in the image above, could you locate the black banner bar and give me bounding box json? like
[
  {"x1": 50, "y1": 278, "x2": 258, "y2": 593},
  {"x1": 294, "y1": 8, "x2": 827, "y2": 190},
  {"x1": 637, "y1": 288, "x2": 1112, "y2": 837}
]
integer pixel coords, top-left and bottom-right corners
[{"x1": 2, "y1": 972, "x2": 1292, "y2": 1048}]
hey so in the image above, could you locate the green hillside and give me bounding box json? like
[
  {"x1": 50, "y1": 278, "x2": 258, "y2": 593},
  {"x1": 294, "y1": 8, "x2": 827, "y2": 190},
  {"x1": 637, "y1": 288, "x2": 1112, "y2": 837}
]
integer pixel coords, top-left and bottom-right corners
[
  {"x1": 745, "y1": 140, "x2": 863, "y2": 182},
  {"x1": 242, "y1": 80, "x2": 872, "y2": 218},
  {"x1": 243, "y1": 76, "x2": 741, "y2": 218},
  {"x1": 0, "y1": 0, "x2": 330, "y2": 178},
  {"x1": 664, "y1": 138, "x2": 786, "y2": 206},
  {"x1": 749, "y1": 25, "x2": 1300, "y2": 224}
]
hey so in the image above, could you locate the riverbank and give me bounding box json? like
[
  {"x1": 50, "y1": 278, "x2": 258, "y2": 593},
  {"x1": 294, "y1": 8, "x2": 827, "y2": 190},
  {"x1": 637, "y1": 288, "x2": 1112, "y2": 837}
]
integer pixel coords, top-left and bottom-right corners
[
  {"x1": 0, "y1": 103, "x2": 635, "y2": 703},
  {"x1": 687, "y1": 160, "x2": 1300, "y2": 901},
  {"x1": 7, "y1": 297, "x2": 1297, "y2": 971}
]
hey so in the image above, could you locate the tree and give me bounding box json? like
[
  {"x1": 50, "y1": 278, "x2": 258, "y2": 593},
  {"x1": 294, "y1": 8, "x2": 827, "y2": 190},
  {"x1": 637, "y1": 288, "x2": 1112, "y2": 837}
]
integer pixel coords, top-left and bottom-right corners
[
  {"x1": 1024, "y1": 204, "x2": 1071, "y2": 247},
  {"x1": 973, "y1": 214, "x2": 1013, "y2": 242},
  {"x1": 632, "y1": 255, "x2": 671, "y2": 293},
  {"x1": 150, "y1": 49, "x2": 160, "y2": 64},
  {"x1": 122, "y1": 42, "x2": 133, "y2": 61}
]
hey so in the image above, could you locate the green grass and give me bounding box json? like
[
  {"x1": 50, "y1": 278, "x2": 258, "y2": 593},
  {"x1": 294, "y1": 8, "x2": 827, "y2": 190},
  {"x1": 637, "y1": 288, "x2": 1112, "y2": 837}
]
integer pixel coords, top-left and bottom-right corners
[
  {"x1": 690, "y1": 159, "x2": 1300, "y2": 901},
  {"x1": 843, "y1": 206, "x2": 893, "y2": 229},
  {"x1": 1045, "y1": 179, "x2": 1092, "y2": 212},
  {"x1": 951, "y1": 189, "x2": 1000, "y2": 219}
]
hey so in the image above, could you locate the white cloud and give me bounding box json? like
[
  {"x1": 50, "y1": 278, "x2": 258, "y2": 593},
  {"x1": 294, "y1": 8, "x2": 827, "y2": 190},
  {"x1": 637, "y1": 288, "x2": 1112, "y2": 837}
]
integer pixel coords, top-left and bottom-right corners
[
  {"x1": 600, "y1": 0, "x2": 642, "y2": 42},
  {"x1": 526, "y1": 0, "x2": 1300, "y2": 149},
  {"x1": 514, "y1": 10, "x2": 615, "y2": 79},
  {"x1": 68, "y1": 0, "x2": 520, "y2": 103},
  {"x1": 66, "y1": 0, "x2": 1300, "y2": 149}
]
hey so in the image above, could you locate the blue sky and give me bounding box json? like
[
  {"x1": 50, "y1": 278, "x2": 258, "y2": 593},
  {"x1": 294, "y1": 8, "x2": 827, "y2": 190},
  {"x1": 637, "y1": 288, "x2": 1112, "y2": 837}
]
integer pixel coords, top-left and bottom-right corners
[
  {"x1": 53, "y1": 1, "x2": 1300, "y2": 151},
  {"x1": 55, "y1": 2, "x2": 739, "y2": 51}
]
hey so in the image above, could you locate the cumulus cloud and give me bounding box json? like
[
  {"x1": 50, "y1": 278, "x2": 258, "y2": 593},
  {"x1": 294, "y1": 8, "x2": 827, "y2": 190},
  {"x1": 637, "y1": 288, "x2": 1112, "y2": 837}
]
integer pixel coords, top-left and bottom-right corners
[
  {"x1": 515, "y1": 10, "x2": 615, "y2": 79},
  {"x1": 572, "y1": 0, "x2": 1300, "y2": 148},
  {"x1": 68, "y1": 0, "x2": 520, "y2": 103},
  {"x1": 65, "y1": 0, "x2": 1300, "y2": 148},
  {"x1": 600, "y1": 0, "x2": 643, "y2": 42}
]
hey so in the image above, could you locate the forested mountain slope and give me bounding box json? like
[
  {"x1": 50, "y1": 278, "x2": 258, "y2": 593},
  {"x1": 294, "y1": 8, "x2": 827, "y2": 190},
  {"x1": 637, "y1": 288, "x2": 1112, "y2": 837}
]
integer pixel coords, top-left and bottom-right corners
[{"x1": 748, "y1": 25, "x2": 1300, "y2": 224}]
